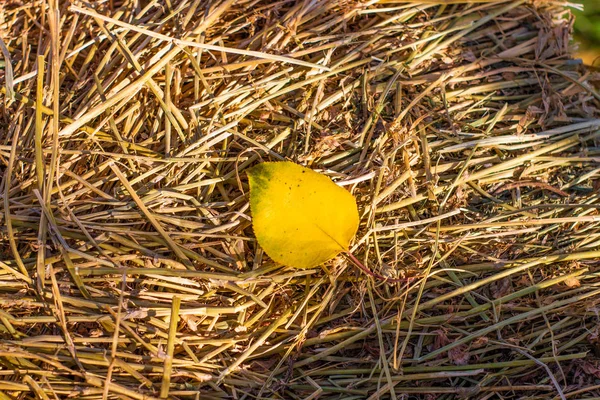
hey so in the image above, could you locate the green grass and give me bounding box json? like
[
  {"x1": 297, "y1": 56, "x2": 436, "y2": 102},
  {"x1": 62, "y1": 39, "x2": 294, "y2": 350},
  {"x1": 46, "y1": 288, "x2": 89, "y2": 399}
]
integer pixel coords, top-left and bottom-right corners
[{"x1": 574, "y1": 0, "x2": 600, "y2": 48}]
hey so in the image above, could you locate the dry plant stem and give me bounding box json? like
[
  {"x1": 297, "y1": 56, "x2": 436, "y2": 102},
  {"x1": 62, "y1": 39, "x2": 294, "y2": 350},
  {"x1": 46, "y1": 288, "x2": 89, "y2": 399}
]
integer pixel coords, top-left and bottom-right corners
[
  {"x1": 493, "y1": 180, "x2": 569, "y2": 197},
  {"x1": 160, "y1": 296, "x2": 181, "y2": 399},
  {"x1": 3, "y1": 104, "x2": 28, "y2": 279}
]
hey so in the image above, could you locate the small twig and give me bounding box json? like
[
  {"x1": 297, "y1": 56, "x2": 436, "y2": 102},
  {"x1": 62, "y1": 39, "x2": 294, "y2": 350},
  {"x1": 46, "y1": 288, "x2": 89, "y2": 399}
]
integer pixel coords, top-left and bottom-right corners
[
  {"x1": 493, "y1": 181, "x2": 568, "y2": 197},
  {"x1": 513, "y1": 348, "x2": 567, "y2": 400}
]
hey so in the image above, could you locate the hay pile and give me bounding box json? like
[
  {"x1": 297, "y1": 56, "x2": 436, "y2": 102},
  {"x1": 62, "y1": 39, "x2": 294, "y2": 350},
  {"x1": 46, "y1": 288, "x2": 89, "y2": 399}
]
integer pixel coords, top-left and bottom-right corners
[{"x1": 1, "y1": 0, "x2": 600, "y2": 398}]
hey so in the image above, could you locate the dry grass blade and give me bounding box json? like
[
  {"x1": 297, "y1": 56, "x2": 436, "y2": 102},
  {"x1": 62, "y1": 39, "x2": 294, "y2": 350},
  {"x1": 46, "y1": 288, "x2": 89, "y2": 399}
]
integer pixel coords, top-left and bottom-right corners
[{"x1": 0, "y1": 0, "x2": 599, "y2": 399}]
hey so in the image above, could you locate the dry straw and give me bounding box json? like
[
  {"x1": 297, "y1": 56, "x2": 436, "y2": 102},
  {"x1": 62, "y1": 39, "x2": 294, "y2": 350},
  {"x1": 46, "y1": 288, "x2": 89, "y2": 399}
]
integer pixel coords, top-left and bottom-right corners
[{"x1": 0, "y1": 0, "x2": 599, "y2": 399}]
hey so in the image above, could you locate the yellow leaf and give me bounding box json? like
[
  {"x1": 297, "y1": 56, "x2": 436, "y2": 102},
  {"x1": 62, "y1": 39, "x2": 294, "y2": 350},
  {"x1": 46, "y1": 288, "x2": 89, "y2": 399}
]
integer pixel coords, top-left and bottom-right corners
[{"x1": 247, "y1": 161, "x2": 359, "y2": 269}]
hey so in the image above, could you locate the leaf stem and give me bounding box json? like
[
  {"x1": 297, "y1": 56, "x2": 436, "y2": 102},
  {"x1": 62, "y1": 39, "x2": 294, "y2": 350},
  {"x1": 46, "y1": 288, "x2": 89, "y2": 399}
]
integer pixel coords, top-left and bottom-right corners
[{"x1": 344, "y1": 251, "x2": 412, "y2": 284}]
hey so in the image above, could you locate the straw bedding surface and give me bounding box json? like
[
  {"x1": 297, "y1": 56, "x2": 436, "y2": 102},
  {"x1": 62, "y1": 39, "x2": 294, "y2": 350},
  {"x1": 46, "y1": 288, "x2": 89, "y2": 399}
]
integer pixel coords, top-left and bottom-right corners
[{"x1": 1, "y1": 0, "x2": 600, "y2": 399}]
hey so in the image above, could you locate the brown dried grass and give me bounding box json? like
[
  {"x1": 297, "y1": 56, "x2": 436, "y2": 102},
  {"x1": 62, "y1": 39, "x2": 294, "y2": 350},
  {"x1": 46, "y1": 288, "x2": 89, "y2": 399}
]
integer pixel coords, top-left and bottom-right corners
[{"x1": 1, "y1": 0, "x2": 600, "y2": 399}]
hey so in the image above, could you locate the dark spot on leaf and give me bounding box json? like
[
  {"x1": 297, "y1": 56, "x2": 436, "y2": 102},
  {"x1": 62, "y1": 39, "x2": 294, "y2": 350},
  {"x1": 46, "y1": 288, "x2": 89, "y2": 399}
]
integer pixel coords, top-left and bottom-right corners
[{"x1": 247, "y1": 163, "x2": 273, "y2": 181}]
